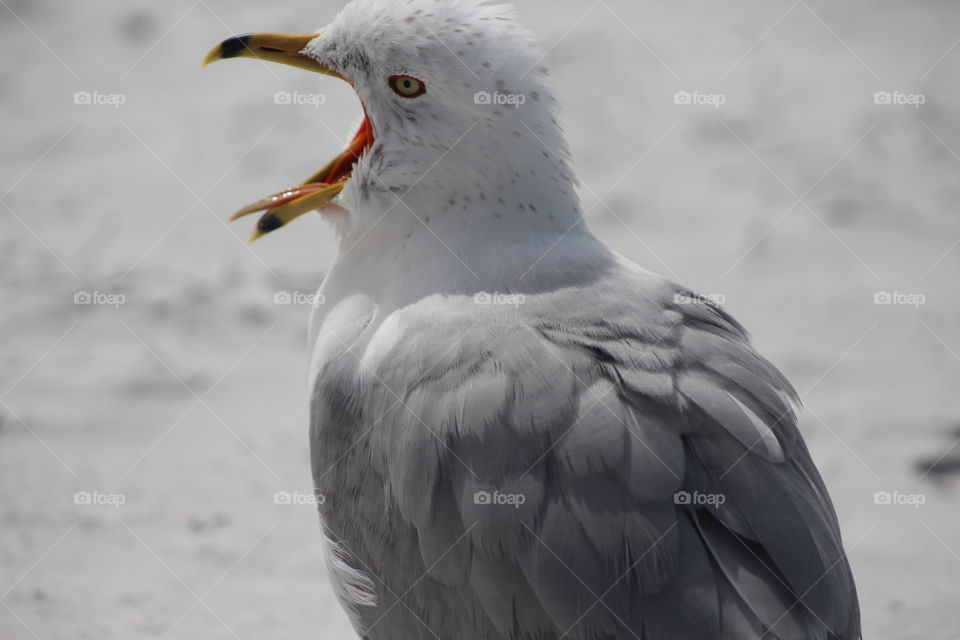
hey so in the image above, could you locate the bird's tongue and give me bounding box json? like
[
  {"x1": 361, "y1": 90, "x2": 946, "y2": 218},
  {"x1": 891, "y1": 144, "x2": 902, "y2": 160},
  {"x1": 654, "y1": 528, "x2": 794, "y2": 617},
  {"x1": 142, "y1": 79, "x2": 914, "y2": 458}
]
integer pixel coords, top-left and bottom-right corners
[
  {"x1": 229, "y1": 116, "x2": 373, "y2": 241},
  {"x1": 310, "y1": 115, "x2": 373, "y2": 185}
]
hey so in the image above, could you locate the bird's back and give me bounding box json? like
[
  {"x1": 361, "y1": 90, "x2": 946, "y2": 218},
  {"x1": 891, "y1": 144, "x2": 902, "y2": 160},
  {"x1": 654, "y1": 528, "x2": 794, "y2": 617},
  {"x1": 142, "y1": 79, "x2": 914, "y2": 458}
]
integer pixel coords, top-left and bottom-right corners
[{"x1": 308, "y1": 259, "x2": 860, "y2": 640}]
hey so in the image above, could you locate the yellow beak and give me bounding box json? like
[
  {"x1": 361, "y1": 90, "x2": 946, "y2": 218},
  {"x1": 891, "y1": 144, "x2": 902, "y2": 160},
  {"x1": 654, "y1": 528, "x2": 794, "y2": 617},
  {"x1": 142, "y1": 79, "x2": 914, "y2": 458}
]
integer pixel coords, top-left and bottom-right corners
[
  {"x1": 204, "y1": 32, "x2": 359, "y2": 242},
  {"x1": 202, "y1": 32, "x2": 341, "y2": 78}
]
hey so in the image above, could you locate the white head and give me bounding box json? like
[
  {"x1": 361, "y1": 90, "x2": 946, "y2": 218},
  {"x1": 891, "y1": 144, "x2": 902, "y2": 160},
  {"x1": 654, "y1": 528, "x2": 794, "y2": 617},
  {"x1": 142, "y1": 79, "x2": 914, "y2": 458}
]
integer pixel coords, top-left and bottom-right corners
[
  {"x1": 205, "y1": 0, "x2": 584, "y2": 250},
  {"x1": 309, "y1": 0, "x2": 578, "y2": 219}
]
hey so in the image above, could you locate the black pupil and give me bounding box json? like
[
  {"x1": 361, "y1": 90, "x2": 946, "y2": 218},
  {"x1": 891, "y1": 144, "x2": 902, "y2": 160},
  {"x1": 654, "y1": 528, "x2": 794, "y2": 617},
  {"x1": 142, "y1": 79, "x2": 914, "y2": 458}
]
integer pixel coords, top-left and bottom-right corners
[{"x1": 394, "y1": 77, "x2": 420, "y2": 95}]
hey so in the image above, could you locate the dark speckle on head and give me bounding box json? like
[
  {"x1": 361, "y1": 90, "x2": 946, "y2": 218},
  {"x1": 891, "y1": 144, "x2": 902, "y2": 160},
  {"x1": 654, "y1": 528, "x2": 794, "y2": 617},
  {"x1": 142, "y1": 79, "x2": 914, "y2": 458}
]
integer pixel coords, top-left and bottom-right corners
[
  {"x1": 344, "y1": 49, "x2": 371, "y2": 74},
  {"x1": 398, "y1": 106, "x2": 418, "y2": 124}
]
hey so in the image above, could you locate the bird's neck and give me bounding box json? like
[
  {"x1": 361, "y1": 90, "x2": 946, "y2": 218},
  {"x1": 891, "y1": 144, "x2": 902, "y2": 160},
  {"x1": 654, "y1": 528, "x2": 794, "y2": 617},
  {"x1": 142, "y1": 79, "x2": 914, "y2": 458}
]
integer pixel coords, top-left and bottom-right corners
[{"x1": 320, "y1": 177, "x2": 605, "y2": 308}]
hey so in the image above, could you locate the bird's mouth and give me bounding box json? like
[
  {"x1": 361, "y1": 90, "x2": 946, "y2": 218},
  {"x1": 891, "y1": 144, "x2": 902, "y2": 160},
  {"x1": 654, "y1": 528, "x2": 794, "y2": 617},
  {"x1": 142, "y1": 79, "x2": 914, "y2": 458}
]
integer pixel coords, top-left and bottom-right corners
[{"x1": 203, "y1": 33, "x2": 373, "y2": 241}]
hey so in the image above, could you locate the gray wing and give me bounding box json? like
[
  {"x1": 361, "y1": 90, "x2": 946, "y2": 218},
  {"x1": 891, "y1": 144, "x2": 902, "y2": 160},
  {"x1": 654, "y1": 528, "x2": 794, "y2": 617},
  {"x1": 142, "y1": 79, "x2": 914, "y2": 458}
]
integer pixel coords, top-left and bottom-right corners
[{"x1": 360, "y1": 274, "x2": 860, "y2": 640}]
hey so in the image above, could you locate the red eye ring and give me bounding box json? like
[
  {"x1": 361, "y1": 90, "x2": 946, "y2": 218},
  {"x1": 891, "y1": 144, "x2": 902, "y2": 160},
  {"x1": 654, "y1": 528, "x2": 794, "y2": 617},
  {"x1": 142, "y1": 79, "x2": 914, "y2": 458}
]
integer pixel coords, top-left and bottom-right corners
[{"x1": 388, "y1": 75, "x2": 426, "y2": 98}]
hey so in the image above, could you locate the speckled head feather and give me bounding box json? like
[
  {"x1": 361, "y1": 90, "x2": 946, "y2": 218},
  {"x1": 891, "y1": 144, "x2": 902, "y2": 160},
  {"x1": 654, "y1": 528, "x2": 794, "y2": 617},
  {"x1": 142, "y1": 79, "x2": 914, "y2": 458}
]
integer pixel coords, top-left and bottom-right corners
[{"x1": 300, "y1": 0, "x2": 580, "y2": 234}]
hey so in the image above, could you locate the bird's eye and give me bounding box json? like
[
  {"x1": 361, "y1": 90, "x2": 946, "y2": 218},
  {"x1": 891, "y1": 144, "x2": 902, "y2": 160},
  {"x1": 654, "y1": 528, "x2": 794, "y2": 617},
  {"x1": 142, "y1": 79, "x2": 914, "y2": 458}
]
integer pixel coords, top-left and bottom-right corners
[{"x1": 388, "y1": 75, "x2": 426, "y2": 98}]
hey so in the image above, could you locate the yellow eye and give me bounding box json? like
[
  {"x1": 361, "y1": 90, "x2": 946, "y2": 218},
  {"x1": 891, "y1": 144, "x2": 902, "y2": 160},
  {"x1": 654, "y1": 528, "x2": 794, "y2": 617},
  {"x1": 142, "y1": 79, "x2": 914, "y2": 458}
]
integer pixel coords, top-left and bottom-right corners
[{"x1": 389, "y1": 75, "x2": 426, "y2": 98}]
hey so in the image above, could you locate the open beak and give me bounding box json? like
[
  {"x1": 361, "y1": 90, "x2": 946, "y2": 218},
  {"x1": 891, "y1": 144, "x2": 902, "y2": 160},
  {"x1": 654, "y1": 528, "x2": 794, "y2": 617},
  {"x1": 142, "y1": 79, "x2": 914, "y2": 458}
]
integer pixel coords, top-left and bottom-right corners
[{"x1": 203, "y1": 33, "x2": 373, "y2": 241}]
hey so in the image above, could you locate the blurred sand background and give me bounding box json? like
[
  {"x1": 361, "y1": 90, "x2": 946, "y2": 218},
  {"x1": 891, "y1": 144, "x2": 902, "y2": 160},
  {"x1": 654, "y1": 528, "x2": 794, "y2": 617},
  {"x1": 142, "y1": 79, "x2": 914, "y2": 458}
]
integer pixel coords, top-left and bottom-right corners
[{"x1": 2, "y1": 0, "x2": 959, "y2": 638}]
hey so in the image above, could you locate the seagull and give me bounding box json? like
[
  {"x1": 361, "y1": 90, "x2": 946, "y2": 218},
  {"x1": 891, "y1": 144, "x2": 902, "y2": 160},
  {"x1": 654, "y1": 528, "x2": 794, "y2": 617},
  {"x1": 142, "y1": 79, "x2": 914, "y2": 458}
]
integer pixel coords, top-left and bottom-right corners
[{"x1": 204, "y1": 1, "x2": 860, "y2": 638}]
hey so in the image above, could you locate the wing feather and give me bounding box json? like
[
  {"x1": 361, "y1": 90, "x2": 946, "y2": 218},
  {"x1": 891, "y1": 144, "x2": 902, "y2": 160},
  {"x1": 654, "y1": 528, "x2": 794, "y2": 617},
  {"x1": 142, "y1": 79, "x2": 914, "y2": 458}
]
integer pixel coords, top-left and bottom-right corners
[{"x1": 317, "y1": 275, "x2": 860, "y2": 640}]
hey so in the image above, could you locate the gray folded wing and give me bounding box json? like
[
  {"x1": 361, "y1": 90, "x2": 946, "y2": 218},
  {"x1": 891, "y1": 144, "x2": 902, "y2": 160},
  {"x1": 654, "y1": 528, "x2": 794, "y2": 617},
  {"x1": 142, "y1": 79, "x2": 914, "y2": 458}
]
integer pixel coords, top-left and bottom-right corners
[{"x1": 354, "y1": 274, "x2": 859, "y2": 640}]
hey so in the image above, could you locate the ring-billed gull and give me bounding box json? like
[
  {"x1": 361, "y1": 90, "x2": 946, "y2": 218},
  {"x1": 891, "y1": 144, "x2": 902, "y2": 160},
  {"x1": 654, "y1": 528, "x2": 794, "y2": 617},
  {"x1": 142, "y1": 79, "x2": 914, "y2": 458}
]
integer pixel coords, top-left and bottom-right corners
[{"x1": 204, "y1": 1, "x2": 860, "y2": 638}]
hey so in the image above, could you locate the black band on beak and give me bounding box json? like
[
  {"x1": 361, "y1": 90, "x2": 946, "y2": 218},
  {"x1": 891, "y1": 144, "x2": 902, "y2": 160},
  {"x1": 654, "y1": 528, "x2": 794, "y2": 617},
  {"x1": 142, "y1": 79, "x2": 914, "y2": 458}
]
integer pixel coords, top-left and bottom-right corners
[{"x1": 218, "y1": 34, "x2": 253, "y2": 59}]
